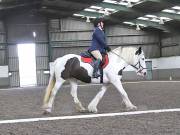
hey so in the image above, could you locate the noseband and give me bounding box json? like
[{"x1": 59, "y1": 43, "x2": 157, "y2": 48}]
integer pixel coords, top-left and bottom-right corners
[{"x1": 131, "y1": 60, "x2": 147, "y2": 73}]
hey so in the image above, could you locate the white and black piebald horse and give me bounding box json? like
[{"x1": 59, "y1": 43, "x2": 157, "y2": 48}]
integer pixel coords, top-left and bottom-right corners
[{"x1": 42, "y1": 46, "x2": 147, "y2": 114}]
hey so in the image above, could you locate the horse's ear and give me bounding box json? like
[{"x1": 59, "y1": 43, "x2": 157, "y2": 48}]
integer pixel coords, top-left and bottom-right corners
[{"x1": 135, "y1": 47, "x2": 142, "y2": 55}]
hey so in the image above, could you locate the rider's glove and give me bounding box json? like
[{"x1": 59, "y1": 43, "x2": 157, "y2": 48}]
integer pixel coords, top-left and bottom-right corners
[{"x1": 105, "y1": 46, "x2": 111, "y2": 52}]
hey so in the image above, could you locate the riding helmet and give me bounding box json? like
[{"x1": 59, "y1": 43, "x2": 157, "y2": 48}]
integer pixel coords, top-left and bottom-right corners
[{"x1": 93, "y1": 17, "x2": 104, "y2": 27}]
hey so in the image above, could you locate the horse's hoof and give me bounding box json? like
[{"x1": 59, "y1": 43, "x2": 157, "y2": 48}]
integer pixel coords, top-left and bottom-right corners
[
  {"x1": 79, "y1": 109, "x2": 89, "y2": 113},
  {"x1": 43, "y1": 111, "x2": 49, "y2": 115},
  {"x1": 75, "y1": 104, "x2": 87, "y2": 112},
  {"x1": 88, "y1": 106, "x2": 98, "y2": 113},
  {"x1": 88, "y1": 110, "x2": 98, "y2": 113},
  {"x1": 42, "y1": 104, "x2": 48, "y2": 109},
  {"x1": 42, "y1": 108, "x2": 52, "y2": 115},
  {"x1": 121, "y1": 101, "x2": 126, "y2": 108},
  {"x1": 126, "y1": 105, "x2": 137, "y2": 111}
]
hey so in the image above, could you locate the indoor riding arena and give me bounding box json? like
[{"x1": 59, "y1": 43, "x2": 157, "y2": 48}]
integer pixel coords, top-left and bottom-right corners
[{"x1": 0, "y1": 0, "x2": 180, "y2": 135}]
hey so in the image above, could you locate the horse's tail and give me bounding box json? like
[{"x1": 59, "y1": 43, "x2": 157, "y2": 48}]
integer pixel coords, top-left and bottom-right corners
[{"x1": 43, "y1": 61, "x2": 56, "y2": 105}]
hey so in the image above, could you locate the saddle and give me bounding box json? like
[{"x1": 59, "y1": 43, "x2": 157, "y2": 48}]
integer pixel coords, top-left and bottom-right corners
[{"x1": 80, "y1": 51, "x2": 109, "y2": 69}]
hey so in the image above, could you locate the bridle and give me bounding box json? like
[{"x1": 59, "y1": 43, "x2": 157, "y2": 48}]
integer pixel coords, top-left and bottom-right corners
[
  {"x1": 110, "y1": 51, "x2": 147, "y2": 74},
  {"x1": 131, "y1": 60, "x2": 147, "y2": 74}
]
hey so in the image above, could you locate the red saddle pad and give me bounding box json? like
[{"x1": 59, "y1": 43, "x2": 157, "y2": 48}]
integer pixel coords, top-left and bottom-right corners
[{"x1": 81, "y1": 54, "x2": 109, "y2": 69}]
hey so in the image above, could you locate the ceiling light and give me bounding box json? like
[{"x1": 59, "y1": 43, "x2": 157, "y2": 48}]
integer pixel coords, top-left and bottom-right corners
[
  {"x1": 73, "y1": 14, "x2": 84, "y2": 17},
  {"x1": 159, "y1": 18, "x2": 164, "y2": 24},
  {"x1": 160, "y1": 17, "x2": 172, "y2": 22},
  {"x1": 137, "y1": 17, "x2": 149, "y2": 20},
  {"x1": 127, "y1": 0, "x2": 132, "y2": 8},
  {"x1": 98, "y1": 9, "x2": 110, "y2": 15},
  {"x1": 33, "y1": 32, "x2": 36, "y2": 38},
  {"x1": 103, "y1": 0, "x2": 117, "y2": 4},
  {"x1": 136, "y1": 24, "x2": 141, "y2": 31},
  {"x1": 123, "y1": 21, "x2": 135, "y2": 25},
  {"x1": 131, "y1": 0, "x2": 140, "y2": 2},
  {"x1": 90, "y1": 6, "x2": 102, "y2": 10},
  {"x1": 118, "y1": 1, "x2": 128, "y2": 6},
  {"x1": 90, "y1": 16, "x2": 97, "y2": 19},
  {"x1": 138, "y1": 24, "x2": 147, "y2": 27},
  {"x1": 122, "y1": 0, "x2": 141, "y2": 2},
  {"x1": 84, "y1": 8, "x2": 96, "y2": 12},
  {"x1": 151, "y1": 18, "x2": 159, "y2": 22},
  {"x1": 146, "y1": 14, "x2": 157, "y2": 18},
  {"x1": 162, "y1": 9, "x2": 176, "y2": 13},
  {"x1": 172, "y1": 6, "x2": 180, "y2": 10},
  {"x1": 160, "y1": 17, "x2": 171, "y2": 20},
  {"x1": 104, "y1": 9, "x2": 110, "y2": 16},
  {"x1": 86, "y1": 16, "x2": 90, "y2": 22},
  {"x1": 105, "y1": 8, "x2": 116, "y2": 12}
]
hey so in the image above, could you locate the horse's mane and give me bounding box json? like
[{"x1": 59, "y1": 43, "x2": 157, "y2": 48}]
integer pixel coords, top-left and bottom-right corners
[{"x1": 111, "y1": 46, "x2": 138, "y2": 64}]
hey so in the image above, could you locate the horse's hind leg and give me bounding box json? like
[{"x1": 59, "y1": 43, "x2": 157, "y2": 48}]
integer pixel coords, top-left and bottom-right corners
[
  {"x1": 44, "y1": 79, "x2": 65, "y2": 114},
  {"x1": 88, "y1": 84, "x2": 108, "y2": 113},
  {"x1": 70, "y1": 80, "x2": 86, "y2": 112}
]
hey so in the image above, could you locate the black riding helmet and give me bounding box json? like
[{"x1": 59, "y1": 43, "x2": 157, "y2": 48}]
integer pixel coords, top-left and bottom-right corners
[{"x1": 93, "y1": 17, "x2": 105, "y2": 27}]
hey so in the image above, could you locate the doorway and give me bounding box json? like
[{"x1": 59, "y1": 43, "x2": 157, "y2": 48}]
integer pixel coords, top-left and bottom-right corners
[
  {"x1": 145, "y1": 61, "x2": 153, "y2": 80},
  {"x1": 18, "y1": 43, "x2": 37, "y2": 87}
]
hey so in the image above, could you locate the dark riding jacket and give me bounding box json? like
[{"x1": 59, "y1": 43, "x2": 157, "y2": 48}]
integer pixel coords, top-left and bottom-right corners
[{"x1": 89, "y1": 27, "x2": 108, "y2": 54}]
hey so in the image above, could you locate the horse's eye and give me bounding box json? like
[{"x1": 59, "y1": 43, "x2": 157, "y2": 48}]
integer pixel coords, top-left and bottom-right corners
[{"x1": 142, "y1": 58, "x2": 145, "y2": 60}]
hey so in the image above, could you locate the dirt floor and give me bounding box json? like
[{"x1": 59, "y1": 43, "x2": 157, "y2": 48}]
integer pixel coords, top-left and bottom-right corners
[{"x1": 0, "y1": 81, "x2": 180, "y2": 135}]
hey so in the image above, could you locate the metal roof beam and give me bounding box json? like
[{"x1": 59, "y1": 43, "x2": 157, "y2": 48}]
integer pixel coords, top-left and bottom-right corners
[
  {"x1": 141, "y1": 0, "x2": 180, "y2": 4},
  {"x1": 99, "y1": 2, "x2": 143, "y2": 14},
  {"x1": 107, "y1": 16, "x2": 169, "y2": 31},
  {"x1": 79, "y1": 2, "x2": 143, "y2": 14},
  {"x1": 133, "y1": 20, "x2": 167, "y2": 31},
  {"x1": 78, "y1": 10, "x2": 180, "y2": 32},
  {"x1": 78, "y1": 11, "x2": 103, "y2": 17},
  {"x1": 78, "y1": 1, "x2": 180, "y2": 19},
  {"x1": 76, "y1": 0, "x2": 180, "y2": 32},
  {"x1": 79, "y1": 8, "x2": 180, "y2": 22},
  {"x1": 130, "y1": 18, "x2": 180, "y2": 33},
  {"x1": 78, "y1": 2, "x2": 144, "y2": 17},
  {"x1": 99, "y1": 2, "x2": 132, "y2": 12},
  {"x1": 157, "y1": 12, "x2": 180, "y2": 21}
]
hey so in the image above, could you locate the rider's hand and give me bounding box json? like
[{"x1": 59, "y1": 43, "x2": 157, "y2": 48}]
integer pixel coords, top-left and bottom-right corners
[{"x1": 105, "y1": 46, "x2": 111, "y2": 52}]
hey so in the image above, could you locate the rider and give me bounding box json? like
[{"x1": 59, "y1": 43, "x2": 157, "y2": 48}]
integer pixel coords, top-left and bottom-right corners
[{"x1": 88, "y1": 17, "x2": 111, "y2": 78}]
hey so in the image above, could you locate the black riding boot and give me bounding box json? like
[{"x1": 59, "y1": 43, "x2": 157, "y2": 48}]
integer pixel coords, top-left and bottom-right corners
[{"x1": 93, "y1": 59, "x2": 101, "y2": 78}]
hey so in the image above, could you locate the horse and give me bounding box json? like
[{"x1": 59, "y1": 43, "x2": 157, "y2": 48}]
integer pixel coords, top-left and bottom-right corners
[{"x1": 42, "y1": 46, "x2": 147, "y2": 114}]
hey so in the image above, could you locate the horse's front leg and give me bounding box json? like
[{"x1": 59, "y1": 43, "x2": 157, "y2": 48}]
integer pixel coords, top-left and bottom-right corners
[
  {"x1": 88, "y1": 84, "x2": 108, "y2": 113},
  {"x1": 110, "y1": 75, "x2": 137, "y2": 111}
]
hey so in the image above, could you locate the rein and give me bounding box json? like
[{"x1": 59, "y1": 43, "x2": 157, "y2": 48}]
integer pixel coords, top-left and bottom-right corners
[
  {"x1": 109, "y1": 50, "x2": 147, "y2": 73},
  {"x1": 109, "y1": 50, "x2": 132, "y2": 66},
  {"x1": 109, "y1": 51, "x2": 126, "y2": 62}
]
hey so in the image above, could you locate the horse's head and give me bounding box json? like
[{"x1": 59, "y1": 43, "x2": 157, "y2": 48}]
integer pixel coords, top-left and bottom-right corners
[{"x1": 132, "y1": 47, "x2": 147, "y2": 77}]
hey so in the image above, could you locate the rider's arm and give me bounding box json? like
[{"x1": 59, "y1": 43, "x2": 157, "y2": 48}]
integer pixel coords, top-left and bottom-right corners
[{"x1": 93, "y1": 29, "x2": 107, "y2": 47}]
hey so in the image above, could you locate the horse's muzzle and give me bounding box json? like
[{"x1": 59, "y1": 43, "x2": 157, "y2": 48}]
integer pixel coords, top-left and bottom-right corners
[
  {"x1": 143, "y1": 72, "x2": 146, "y2": 76},
  {"x1": 137, "y1": 71, "x2": 147, "y2": 77}
]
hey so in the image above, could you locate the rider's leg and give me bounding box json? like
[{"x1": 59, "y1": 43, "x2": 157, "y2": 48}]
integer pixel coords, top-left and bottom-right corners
[{"x1": 91, "y1": 50, "x2": 102, "y2": 78}]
